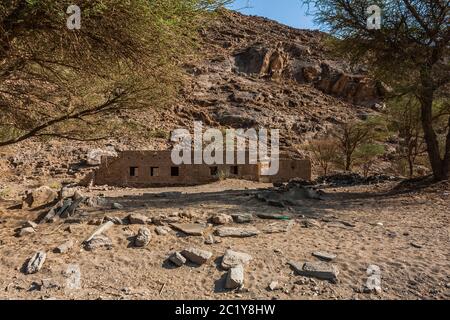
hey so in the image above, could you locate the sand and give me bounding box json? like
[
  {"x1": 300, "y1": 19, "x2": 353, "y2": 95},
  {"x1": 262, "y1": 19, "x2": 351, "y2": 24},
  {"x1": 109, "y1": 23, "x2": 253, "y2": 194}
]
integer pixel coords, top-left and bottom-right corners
[{"x1": 0, "y1": 179, "x2": 448, "y2": 300}]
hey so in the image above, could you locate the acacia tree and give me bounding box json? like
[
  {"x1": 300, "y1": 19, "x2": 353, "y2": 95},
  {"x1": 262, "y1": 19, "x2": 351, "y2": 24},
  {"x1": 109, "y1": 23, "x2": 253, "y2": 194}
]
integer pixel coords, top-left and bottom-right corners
[
  {"x1": 308, "y1": 138, "x2": 339, "y2": 175},
  {"x1": 0, "y1": 0, "x2": 231, "y2": 147},
  {"x1": 304, "y1": 0, "x2": 450, "y2": 180},
  {"x1": 387, "y1": 95, "x2": 427, "y2": 177}
]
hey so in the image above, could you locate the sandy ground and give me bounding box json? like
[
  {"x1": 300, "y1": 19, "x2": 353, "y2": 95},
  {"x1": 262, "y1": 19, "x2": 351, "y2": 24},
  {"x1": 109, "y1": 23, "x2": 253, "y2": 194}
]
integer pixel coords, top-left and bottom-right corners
[{"x1": 0, "y1": 179, "x2": 449, "y2": 300}]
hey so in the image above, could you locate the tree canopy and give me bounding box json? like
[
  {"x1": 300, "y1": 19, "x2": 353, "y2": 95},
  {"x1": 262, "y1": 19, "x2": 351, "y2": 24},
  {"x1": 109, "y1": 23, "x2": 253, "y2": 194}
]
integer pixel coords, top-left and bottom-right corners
[
  {"x1": 0, "y1": 0, "x2": 231, "y2": 146},
  {"x1": 303, "y1": 0, "x2": 449, "y2": 180}
]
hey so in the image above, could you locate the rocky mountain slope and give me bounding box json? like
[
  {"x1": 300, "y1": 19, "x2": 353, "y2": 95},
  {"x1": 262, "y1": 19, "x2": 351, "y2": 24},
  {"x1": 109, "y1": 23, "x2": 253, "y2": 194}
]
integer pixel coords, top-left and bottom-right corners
[{"x1": 0, "y1": 10, "x2": 387, "y2": 193}]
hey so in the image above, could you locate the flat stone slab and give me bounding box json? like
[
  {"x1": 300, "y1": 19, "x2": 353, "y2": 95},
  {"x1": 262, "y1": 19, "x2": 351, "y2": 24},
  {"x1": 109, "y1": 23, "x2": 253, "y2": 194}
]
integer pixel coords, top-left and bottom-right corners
[
  {"x1": 221, "y1": 249, "x2": 253, "y2": 270},
  {"x1": 263, "y1": 221, "x2": 294, "y2": 234},
  {"x1": 128, "y1": 213, "x2": 150, "y2": 225},
  {"x1": 225, "y1": 264, "x2": 244, "y2": 289},
  {"x1": 288, "y1": 261, "x2": 339, "y2": 283},
  {"x1": 312, "y1": 251, "x2": 337, "y2": 262},
  {"x1": 181, "y1": 247, "x2": 212, "y2": 265},
  {"x1": 215, "y1": 227, "x2": 260, "y2": 238},
  {"x1": 170, "y1": 223, "x2": 206, "y2": 236}
]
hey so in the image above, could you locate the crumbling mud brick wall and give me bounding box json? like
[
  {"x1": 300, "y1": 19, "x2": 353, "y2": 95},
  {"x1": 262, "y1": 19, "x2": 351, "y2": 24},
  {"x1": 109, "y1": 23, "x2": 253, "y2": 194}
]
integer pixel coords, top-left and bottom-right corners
[{"x1": 92, "y1": 151, "x2": 311, "y2": 187}]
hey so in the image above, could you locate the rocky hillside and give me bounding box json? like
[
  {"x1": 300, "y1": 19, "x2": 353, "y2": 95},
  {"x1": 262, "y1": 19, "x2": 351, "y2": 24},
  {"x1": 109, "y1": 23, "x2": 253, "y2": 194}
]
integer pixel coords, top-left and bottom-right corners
[
  {"x1": 177, "y1": 10, "x2": 386, "y2": 145},
  {"x1": 0, "y1": 10, "x2": 387, "y2": 193}
]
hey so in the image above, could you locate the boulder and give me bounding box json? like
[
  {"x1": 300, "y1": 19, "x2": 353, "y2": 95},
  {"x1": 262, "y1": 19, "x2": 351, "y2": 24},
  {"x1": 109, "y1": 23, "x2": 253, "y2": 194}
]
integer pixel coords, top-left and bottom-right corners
[
  {"x1": 22, "y1": 186, "x2": 58, "y2": 209},
  {"x1": 86, "y1": 148, "x2": 117, "y2": 166},
  {"x1": 225, "y1": 264, "x2": 244, "y2": 289},
  {"x1": 134, "y1": 227, "x2": 151, "y2": 247},
  {"x1": 221, "y1": 249, "x2": 252, "y2": 270},
  {"x1": 181, "y1": 247, "x2": 213, "y2": 265},
  {"x1": 24, "y1": 251, "x2": 46, "y2": 274}
]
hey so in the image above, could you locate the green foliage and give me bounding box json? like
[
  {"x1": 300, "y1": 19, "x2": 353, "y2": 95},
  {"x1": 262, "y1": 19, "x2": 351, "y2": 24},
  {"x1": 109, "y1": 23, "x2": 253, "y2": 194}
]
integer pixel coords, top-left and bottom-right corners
[
  {"x1": 354, "y1": 143, "x2": 385, "y2": 177},
  {"x1": 0, "y1": 0, "x2": 232, "y2": 146},
  {"x1": 302, "y1": 0, "x2": 450, "y2": 180}
]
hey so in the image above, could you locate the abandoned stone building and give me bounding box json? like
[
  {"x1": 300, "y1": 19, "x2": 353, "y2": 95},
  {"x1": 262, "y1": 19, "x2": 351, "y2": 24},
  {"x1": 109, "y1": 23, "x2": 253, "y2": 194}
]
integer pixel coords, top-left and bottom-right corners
[{"x1": 91, "y1": 150, "x2": 311, "y2": 187}]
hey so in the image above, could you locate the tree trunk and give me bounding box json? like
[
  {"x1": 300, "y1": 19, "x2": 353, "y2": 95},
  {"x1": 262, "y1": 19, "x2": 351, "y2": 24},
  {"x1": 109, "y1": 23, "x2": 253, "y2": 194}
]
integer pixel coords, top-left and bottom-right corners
[{"x1": 419, "y1": 86, "x2": 449, "y2": 181}]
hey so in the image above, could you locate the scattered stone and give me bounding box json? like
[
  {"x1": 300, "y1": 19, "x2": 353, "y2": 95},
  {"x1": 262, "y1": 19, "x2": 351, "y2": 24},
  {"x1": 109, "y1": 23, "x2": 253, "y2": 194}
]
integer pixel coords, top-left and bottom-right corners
[
  {"x1": 128, "y1": 213, "x2": 149, "y2": 225},
  {"x1": 268, "y1": 281, "x2": 279, "y2": 291},
  {"x1": 156, "y1": 192, "x2": 182, "y2": 198},
  {"x1": 222, "y1": 249, "x2": 253, "y2": 270},
  {"x1": 364, "y1": 265, "x2": 382, "y2": 294},
  {"x1": 312, "y1": 251, "x2": 337, "y2": 262},
  {"x1": 211, "y1": 214, "x2": 233, "y2": 225},
  {"x1": 60, "y1": 197, "x2": 84, "y2": 218},
  {"x1": 301, "y1": 219, "x2": 321, "y2": 228},
  {"x1": 134, "y1": 227, "x2": 151, "y2": 247},
  {"x1": 60, "y1": 187, "x2": 78, "y2": 199},
  {"x1": 55, "y1": 240, "x2": 74, "y2": 254},
  {"x1": 367, "y1": 264, "x2": 381, "y2": 276},
  {"x1": 215, "y1": 227, "x2": 260, "y2": 238},
  {"x1": 65, "y1": 225, "x2": 75, "y2": 233},
  {"x1": 169, "y1": 252, "x2": 186, "y2": 267},
  {"x1": 40, "y1": 278, "x2": 61, "y2": 290},
  {"x1": 155, "y1": 226, "x2": 170, "y2": 236},
  {"x1": 104, "y1": 216, "x2": 123, "y2": 225},
  {"x1": 112, "y1": 203, "x2": 124, "y2": 210},
  {"x1": 410, "y1": 242, "x2": 423, "y2": 249},
  {"x1": 231, "y1": 213, "x2": 254, "y2": 224},
  {"x1": 170, "y1": 223, "x2": 207, "y2": 236},
  {"x1": 225, "y1": 264, "x2": 244, "y2": 289},
  {"x1": 17, "y1": 227, "x2": 35, "y2": 237},
  {"x1": 64, "y1": 218, "x2": 83, "y2": 224},
  {"x1": 288, "y1": 261, "x2": 339, "y2": 283},
  {"x1": 204, "y1": 234, "x2": 215, "y2": 245},
  {"x1": 83, "y1": 235, "x2": 113, "y2": 251},
  {"x1": 25, "y1": 251, "x2": 46, "y2": 274},
  {"x1": 88, "y1": 219, "x2": 103, "y2": 226},
  {"x1": 23, "y1": 221, "x2": 38, "y2": 229},
  {"x1": 83, "y1": 221, "x2": 114, "y2": 243},
  {"x1": 181, "y1": 247, "x2": 213, "y2": 265},
  {"x1": 22, "y1": 186, "x2": 58, "y2": 209},
  {"x1": 85, "y1": 196, "x2": 107, "y2": 208}
]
